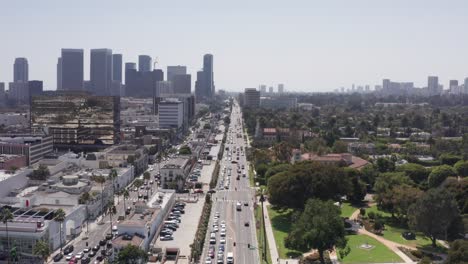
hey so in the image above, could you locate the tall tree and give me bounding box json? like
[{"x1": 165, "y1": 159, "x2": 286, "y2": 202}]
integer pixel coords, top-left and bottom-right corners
[
  {"x1": 122, "y1": 189, "x2": 129, "y2": 218},
  {"x1": 408, "y1": 188, "x2": 460, "y2": 247},
  {"x1": 54, "y1": 208, "x2": 66, "y2": 252},
  {"x1": 117, "y1": 244, "x2": 148, "y2": 264},
  {"x1": 0, "y1": 208, "x2": 14, "y2": 263},
  {"x1": 285, "y1": 199, "x2": 346, "y2": 264},
  {"x1": 428, "y1": 165, "x2": 457, "y2": 188},
  {"x1": 33, "y1": 240, "x2": 50, "y2": 262},
  {"x1": 109, "y1": 169, "x2": 118, "y2": 202},
  {"x1": 445, "y1": 239, "x2": 468, "y2": 264},
  {"x1": 374, "y1": 172, "x2": 412, "y2": 216}
]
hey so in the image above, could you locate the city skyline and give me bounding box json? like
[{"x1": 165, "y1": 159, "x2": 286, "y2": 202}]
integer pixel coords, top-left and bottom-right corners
[{"x1": 2, "y1": 0, "x2": 468, "y2": 92}]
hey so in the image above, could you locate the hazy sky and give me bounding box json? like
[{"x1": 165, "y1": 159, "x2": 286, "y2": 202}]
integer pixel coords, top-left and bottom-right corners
[{"x1": 1, "y1": 0, "x2": 468, "y2": 92}]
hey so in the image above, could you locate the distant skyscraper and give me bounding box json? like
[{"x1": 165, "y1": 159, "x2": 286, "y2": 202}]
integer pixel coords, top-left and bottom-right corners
[
  {"x1": 57, "y1": 57, "x2": 62, "y2": 90},
  {"x1": 428, "y1": 76, "x2": 439, "y2": 96},
  {"x1": 90, "y1": 49, "x2": 113, "y2": 95},
  {"x1": 28, "y1": 80, "x2": 43, "y2": 101},
  {"x1": 112, "y1": 54, "x2": 122, "y2": 83},
  {"x1": 14, "y1": 58, "x2": 29, "y2": 82},
  {"x1": 125, "y1": 62, "x2": 136, "y2": 70},
  {"x1": 195, "y1": 70, "x2": 205, "y2": 100},
  {"x1": 203, "y1": 54, "x2": 214, "y2": 96},
  {"x1": 278, "y1": 84, "x2": 284, "y2": 93},
  {"x1": 244, "y1": 88, "x2": 260, "y2": 108},
  {"x1": 138, "y1": 55, "x2": 152, "y2": 72},
  {"x1": 61, "y1": 49, "x2": 84, "y2": 91},
  {"x1": 125, "y1": 69, "x2": 164, "y2": 98},
  {"x1": 259, "y1": 85, "x2": 267, "y2": 94},
  {"x1": 173, "y1": 74, "x2": 191, "y2": 94},
  {"x1": 269, "y1": 86, "x2": 274, "y2": 93},
  {"x1": 167, "y1": 66, "x2": 187, "y2": 82},
  {"x1": 157, "y1": 81, "x2": 173, "y2": 96}
]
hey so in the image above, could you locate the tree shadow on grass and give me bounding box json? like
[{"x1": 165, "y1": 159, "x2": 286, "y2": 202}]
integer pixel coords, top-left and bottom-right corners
[{"x1": 269, "y1": 206, "x2": 295, "y2": 234}]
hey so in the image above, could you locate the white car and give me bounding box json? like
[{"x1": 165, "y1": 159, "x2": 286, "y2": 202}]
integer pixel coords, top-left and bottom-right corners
[
  {"x1": 220, "y1": 238, "x2": 226, "y2": 244},
  {"x1": 213, "y1": 225, "x2": 219, "y2": 232},
  {"x1": 220, "y1": 231, "x2": 226, "y2": 237},
  {"x1": 205, "y1": 257, "x2": 212, "y2": 264},
  {"x1": 75, "y1": 252, "x2": 83, "y2": 259},
  {"x1": 65, "y1": 254, "x2": 73, "y2": 261}
]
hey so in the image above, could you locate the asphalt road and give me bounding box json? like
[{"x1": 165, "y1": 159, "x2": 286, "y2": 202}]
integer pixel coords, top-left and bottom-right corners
[{"x1": 202, "y1": 102, "x2": 259, "y2": 264}]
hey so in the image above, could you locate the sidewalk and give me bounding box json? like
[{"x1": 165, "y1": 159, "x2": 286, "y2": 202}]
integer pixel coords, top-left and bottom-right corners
[{"x1": 262, "y1": 201, "x2": 300, "y2": 264}]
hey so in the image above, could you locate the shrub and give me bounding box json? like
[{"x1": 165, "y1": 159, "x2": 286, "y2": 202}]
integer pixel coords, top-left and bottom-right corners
[
  {"x1": 411, "y1": 250, "x2": 423, "y2": 259},
  {"x1": 368, "y1": 211, "x2": 376, "y2": 220},
  {"x1": 359, "y1": 208, "x2": 366, "y2": 217}
]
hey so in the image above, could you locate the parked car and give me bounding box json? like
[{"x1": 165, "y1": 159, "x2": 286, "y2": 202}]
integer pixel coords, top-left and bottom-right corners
[
  {"x1": 64, "y1": 245, "x2": 74, "y2": 254},
  {"x1": 53, "y1": 253, "x2": 63, "y2": 262},
  {"x1": 160, "y1": 235, "x2": 174, "y2": 241},
  {"x1": 92, "y1": 245, "x2": 100, "y2": 251}
]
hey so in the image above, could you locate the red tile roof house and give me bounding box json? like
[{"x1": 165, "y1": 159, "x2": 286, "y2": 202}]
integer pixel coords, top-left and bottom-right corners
[{"x1": 292, "y1": 150, "x2": 369, "y2": 170}]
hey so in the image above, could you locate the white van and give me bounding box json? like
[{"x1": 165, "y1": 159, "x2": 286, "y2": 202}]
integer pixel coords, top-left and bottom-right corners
[{"x1": 227, "y1": 252, "x2": 234, "y2": 263}]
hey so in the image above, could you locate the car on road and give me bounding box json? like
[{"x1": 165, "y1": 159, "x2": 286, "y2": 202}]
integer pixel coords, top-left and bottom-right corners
[
  {"x1": 83, "y1": 247, "x2": 90, "y2": 253},
  {"x1": 96, "y1": 255, "x2": 103, "y2": 261},
  {"x1": 81, "y1": 257, "x2": 90, "y2": 264},
  {"x1": 105, "y1": 233, "x2": 113, "y2": 240},
  {"x1": 220, "y1": 238, "x2": 226, "y2": 244},
  {"x1": 163, "y1": 224, "x2": 177, "y2": 231},
  {"x1": 205, "y1": 257, "x2": 212, "y2": 264},
  {"x1": 244, "y1": 202, "x2": 248, "y2": 206},
  {"x1": 99, "y1": 239, "x2": 107, "y2": 246},
  {"x1": 88, "y1": 250, "x2": 96, "y2": 257},
  {"x1": 244, "y1": 221, "x2": 250, "y2": 227},
  {"x1": 64, "y1": 245, "x2": 74, "y2": 254},
  {"x1": 65, "y1": 254, "x2": 74, "y2": 261},
  {"x1": 160, "y1": 235, "x2": 174, "y2": 241},
  {"x1": 75, "y1": 252, "x2": 83, "y2": 259},
  {"x1": 92, "y1": 245, "x2": 100, "y2": 251},
  {"x1": 53, "y1": 253, "x2": 63, "y2": 262}
]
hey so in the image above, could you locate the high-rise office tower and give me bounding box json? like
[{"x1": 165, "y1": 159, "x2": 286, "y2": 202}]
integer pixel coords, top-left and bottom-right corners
[
  {"x1": 244, "y1": 88, "x2": 260, "y2": 108},
  {"x1": 125, "y1": 69, "x2": 164, "y2": 98},
  {"x1": 28, "y1": 80, "x2": 43, "y2": 101},
  {"x1": 57, "y1": 57, "x2": 62, "y2": 90},
  {"x1": 14, "y1": 58, "x2": 29, "y2": 82},
  {"x1": 138, "y1": 55, "x2": 152, "y2": 72},
  {"x1": 203, "y1": 54, "x2": 214, "y2": 96},
  {"x1": 61, "y1": 49, "x2": 84, "y2": 91},
  {"x1": 195, "y1": 70, "x2": 205, "y2": 100},
  {"x1": 90, "y1": 49, "x2": 113, "y2": 95},
  {"x1": 259, "y1": 85, "x2": 267, "y2": 94},
  {"x1": 173, "y1": 74, "x2": 191, "y2": 94},
  {"x1": 269, "y1": 86, "x2": 274, "y2": 93},
  {"x1": 112, "y1": 54, "x2": 122, "y2": 83},
  {"x1": 125, "y1": 62, "x2": 136, "y2": 71},
  {"x1": 278, "y1": 84, "x2": 284, "y2": 93},
  {"x1": 167, "y1": 66, "x2": 187, "y2": 82},
  {"x1": 428, "y1": 76, "x2": 439, "y2": 96}
]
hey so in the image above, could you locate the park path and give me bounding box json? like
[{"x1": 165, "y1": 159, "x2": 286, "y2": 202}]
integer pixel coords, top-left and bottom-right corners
[{"x1": 349, "y1": 208, "x2": 416, "y2": 264}]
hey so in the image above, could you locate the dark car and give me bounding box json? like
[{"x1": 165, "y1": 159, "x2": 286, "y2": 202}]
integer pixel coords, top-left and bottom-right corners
[
  {"x1": 53, "y1": 253, "x2": 63, "y2": 262},
  {"x1": 163, "y1": 224, "x2": 177, "y2": 231},
  {"x1": 64, "y1": 245, "x2": 74, "y2": 254},
  {"x1": 244, "y1": 221, "x2": 249, "y2": 227},
  {"x1": 81, "y1": 257, "x2": 90, "y2": 264},
  {"x1": 92, "y1": 245, "x2": 100, "y2": 251},
  {"x1": 99, "y1": 239, "x2": 107, "y2": 246},
  {"x1": 105, "y1": 233, "x2": 113, "y2": 240},
  {"x1": 96, "y1": 255, "x2": 103, "y2": 261},
  {"x1": 88, "y1": 250, "x2": 96, "y2": 257}
]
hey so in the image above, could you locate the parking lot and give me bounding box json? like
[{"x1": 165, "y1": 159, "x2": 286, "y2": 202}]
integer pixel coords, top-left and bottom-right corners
[{"x1": 155, "y1": 198, "x2": 204, "y2": 258}]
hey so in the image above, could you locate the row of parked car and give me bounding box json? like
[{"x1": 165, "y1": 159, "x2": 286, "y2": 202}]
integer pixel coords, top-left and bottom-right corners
[
  {"x1": 189, "y1": 164, "x2": 203, "y2": 182},
  {"x1": 159, "y1": 202, "x2": 186, "y2": 241}
]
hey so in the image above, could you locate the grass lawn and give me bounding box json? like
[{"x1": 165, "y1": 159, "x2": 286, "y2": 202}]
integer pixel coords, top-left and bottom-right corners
[
  {"x1": 364, "y1": 205, "x2": 441, "y2": 249},
  {"x1": 340, "y1": 202, "x2": 360, "y2": 218},
  {"x1": 255, "y1": 206, "x2": 272, "y2": 264},
  {"x1": 267, "y1": 206, "x2": 302, "y2": 259},
  {"x1": 339, "y1": 234, "x2": 403, "y2": 264}
]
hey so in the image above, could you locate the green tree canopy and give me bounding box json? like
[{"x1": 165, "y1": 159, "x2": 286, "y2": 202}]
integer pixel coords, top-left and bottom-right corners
[
  {"x1": 454, "y1": 160, "x2": 468, "y2": 177},
  {"x1": 396, "y1": 163, "x2": 429, "y2": 184},
  {"x1": 268, "y1": 162, "x2": 351, "y2": 209},
  {"x1": 285, "y1": 199, "x2": 346, "y2": 264},
  {"x1": 374, "y1": 172, "x2": 412, "y2": 215},
  {"x1": 117, "y1": 244, "x2": 148, "y2": 264},
  {"x1": 408, "y1": 188, "x2": 460, "y2": 247},
  {"x1": 445, "y1": 239, "x2": 468, "y2": 264},
  {"x1": 428, "y1": 165, "x2": 457, "y2": 188}
]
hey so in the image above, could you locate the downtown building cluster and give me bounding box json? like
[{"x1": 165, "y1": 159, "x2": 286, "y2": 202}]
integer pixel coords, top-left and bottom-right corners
[{"x1": 336, "y1": 76, "x2": 468, "y2": 96}]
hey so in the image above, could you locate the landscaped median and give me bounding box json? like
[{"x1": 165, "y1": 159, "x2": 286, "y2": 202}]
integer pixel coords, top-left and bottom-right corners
[
  {"x1": 189, "y1": 195, "x2": 212, "y2": 262},
  {"x1": 255, "y1": 204, "x2": 272, "y2": 264}
]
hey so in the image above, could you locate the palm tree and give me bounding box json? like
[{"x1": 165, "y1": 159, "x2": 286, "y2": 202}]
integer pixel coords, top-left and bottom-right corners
[
  {"x1": 0, "y1": 208, "x2": 13, "y2": 262},
  {"x1": 122, "y1": 189, "x2": 129, "y2": 218},
  {"x1": 33, "y1": 239, "x2": 50, "y2": 262},
  {"x1": 54, "y1": 209, "x2": 66, "y2": 253},
  {"x1": 108, "y1": 169, "x2": 118, "y2": 204},
  {"x1": 94, "y1": 175, "x2": 106, "y2": 220},
  {"x1": 107, "y1": 200, "x2": 115, "y2": 237}
]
